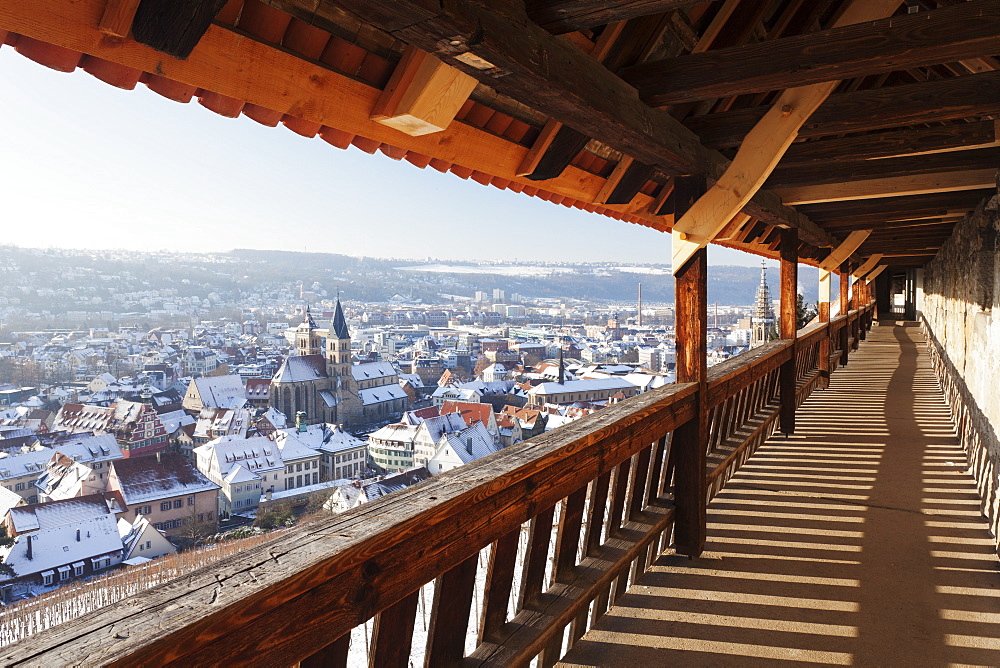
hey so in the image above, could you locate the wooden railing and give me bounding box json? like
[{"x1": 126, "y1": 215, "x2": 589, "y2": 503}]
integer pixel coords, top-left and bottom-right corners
[{"x1": 2, "y1": 303, "x2": 876, "y2": 668}]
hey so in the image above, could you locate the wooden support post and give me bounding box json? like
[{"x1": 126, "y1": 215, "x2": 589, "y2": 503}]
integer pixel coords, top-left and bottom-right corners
[
  {"x1": 818, "y1": 268, "x2": 831, "y2": 389},
  {"x1": 779, "y1": 228, "x2": 798, "y2": 435},
  {"x1": 839, "y1": 263, "x2": 850, "y2": 366},
  {"x1": 672, "y1": 175, "x2": 708, "y2": 558}
]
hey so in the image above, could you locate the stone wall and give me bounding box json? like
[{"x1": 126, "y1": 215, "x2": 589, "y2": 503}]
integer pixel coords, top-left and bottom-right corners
[{"x1": 923, "y1": 189, "x2": 1000, "y2": 548}]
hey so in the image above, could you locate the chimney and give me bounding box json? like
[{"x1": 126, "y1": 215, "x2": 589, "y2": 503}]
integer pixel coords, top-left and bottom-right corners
[
  {"x1": 76, "y1": 528, "x2": 81, "y2": 542},
  {"x1": 25, "y1": 534, "x2": 32, "y2": 561},
  {"x1": 558, "y1": 348, "x2": 565, "y2": 385},
  {"x1": 466, "y1": 437, "x2": 473, "y2": 455}
]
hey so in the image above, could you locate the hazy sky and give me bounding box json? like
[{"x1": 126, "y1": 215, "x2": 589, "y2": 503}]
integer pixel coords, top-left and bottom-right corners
[{"x1": 0, "y1": 49, "x2": 768, "y2": 266}]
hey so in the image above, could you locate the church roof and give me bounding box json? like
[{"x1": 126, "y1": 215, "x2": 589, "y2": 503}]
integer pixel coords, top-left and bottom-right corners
[
  {"x1": 298, "y1": 306, "x2": 318, "y2": 331},
  {"x1": 330, "y1": 299, "x2": 350, "y2": 340},
  {"x1": 272, "y1": 355, "x2": 328, "y2": 384}
]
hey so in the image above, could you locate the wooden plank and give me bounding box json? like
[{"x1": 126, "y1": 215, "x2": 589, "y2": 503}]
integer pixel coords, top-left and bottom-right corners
[
  {"x1": 300, "y1": 634, "x2": 349, "y2": 668},
  {"x1": 372, "y1": 45, "x2": 478, "y2": 136},
  {"x1": 852, "y1": 254, "x2": 884, "y2": 278},
  {"x1": 768, "y1": 146, "x2": 1000, "y2": 189},
  {"x1": 554, "y1": 487, "x2": 587, "y2": 580},
  {"x1": 98, "y1": 0, "x2": 141, "y2": 37},
  {"x1": 594, "y1": 156, "x2": 634, "y2": 204},
  {"x1": 519, "y1": 505, "x2": 556, "y2": 609},
  {"x1": 526, "y1": 0, "x2": 714, "y2": 34},
  {"x1": 715, "y1": 212, "x2": 751, "y2": 241},
  {"x1": 478, "y1": 530, "x2": 519, "y2": 642},
  {"x1": 425, "y1": 554, "x2": 479, "y2": 666},
  {"x1": 779, "y1": 228, "x2": 798, "y2": 435},
  {"x1": 686, "y1": 70, "x2": 1000, "y2": 149},
  {"x1": 671, "y1": 81, "x2": 837, "y2": 269},
  {"x1": 604, "y1": 160, "x2": 656, "y2": 205},
  {"x1": 131, "y1": 0, "x2": 228, "y2": 59},
  {"x1": 779, "y1": 120, "x2": 1000, "y2": 167},
  {"x1": 864, "y1": 265, "x2": 889, "y2": 283},
  {"x1": 371, "y1": 590, "x2": 420, "y2": 668},
  {"x1": 624, "y1": 1, "x2": 1000, "y2": 105},
  {"x1": 470, "y1": 503, "x2": 675, "y2": 665},
  {"x1": 775, "y1": 169, "x2": 997, "y2": 205},
  {"x1": 523, "y1": 125, "x2": 591, "y2": 181},
  {"x1": 798, "y1": 189, "x2": 994, "y2": 224},
  {"x1": 517, "y1": 119, "x2": 562, "y2": 177},
  {"x1": 839, "y1": 266, "x2": 850, "y2": 366},
  {"x1": 606, "y1": 458, "x2": 632, "y2": 537},
  {"x1": 583, "y1": 471, "x2": 611, "y2": 556},
  {"x1": 819, "y1": 230, "x2": 872, "y2": 271}
]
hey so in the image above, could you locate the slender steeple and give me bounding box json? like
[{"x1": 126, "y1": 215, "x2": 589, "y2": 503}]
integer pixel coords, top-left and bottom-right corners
[
  {"x1": 751, "y1": 261, "x2": 777, "y2": 348},
  {"x1": 295, "y1": 306, "x2": 321, "y2": 356},
  {"x1": 330, "y1": 297, "x2": 350, "y2": 340},
  {"x1": 558, "y1": 347, "x2": 565, "y2": 384}
]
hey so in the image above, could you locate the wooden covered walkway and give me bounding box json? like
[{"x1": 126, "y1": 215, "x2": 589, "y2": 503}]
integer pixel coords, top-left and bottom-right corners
[{"x1": 561, "y1": 323, "x2": 1000, "y2": 667}]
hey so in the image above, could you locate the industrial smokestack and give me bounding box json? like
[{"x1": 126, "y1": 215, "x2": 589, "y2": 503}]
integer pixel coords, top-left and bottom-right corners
[{"x1": 638, "y1": 283, "x2": 642, "y2": 327}]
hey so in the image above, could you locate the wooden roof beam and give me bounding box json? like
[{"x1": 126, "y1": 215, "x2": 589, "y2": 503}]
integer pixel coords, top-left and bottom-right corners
[
  {"x1": 852, "y1": 254, "x2": 884, "y2": 277},
  {"x1": 778, "y1": 120, "x2": 1000, "y2": 167},
  {"x1": 768, "y1": 146, "x2": 1000, "y2": 189},
  {"x1": 864, "y1": 265, "x2": 889, "y2": 282},
  {"x1": 775, "y1": 169, "x2": 997, "y2": 205},
  {"x1": 668, "y1": 0, "x2": 902, "y2": 270},
  {"x1": 820, "y1": 230, "x2": 872, "y2": 271},
  {"x1": 686, "y1": 70, "x2": 1000, "y2": 149},
  {"x1": 526, "y1": 0, "x2": 713, "y2": 35},
  {"x1": 130, "y1": 0, "x2": 229, "y2": 59},
  {"x1": 292, "y1": 0, "x2": 839, "y2": 249},
  {"x1": 797, "y1": 189, "x2": 994, "y2": 220},
  {"x1": 625, "y1": 1, "x2": 1000, "y2": 106},
  {"x1": 371, "y1": 45, "x2": 478, "y2": 136}
]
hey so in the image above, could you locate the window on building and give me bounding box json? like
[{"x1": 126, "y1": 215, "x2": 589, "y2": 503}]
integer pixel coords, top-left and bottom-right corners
[
  {"x1": 74, "y1": 563, "x2": 84, "y2": 576},
  {"x1": 207, "y1": 511, "x2": 213, "y2": 520},
  {"x1": 42, "y1": 572, "x2": 53, "y2": 586},
  {"x1": 312, "y1": 472, "x2": 318, "y2": 485},
  {"x1": 14, "y1": 482, "x2": 25, "y2": 491},
  {"x1": 296, "y1": 463, "x2": 302, "y2": 472},
  {"x1": 142, "y1": 505, "x2": 151, "y2": 515},
  {"x1": 173, "y1": 499, "x2": 183, "y2": 509},
  {"x1": 160, "y1": 501, "x2": 171, "y2": 511},
  {"x1": 187, "y1": 496, "x2": 195, "y2": 506},
  {"x1": 59, "y1": 569, "x2": 70, "y2": 582}
]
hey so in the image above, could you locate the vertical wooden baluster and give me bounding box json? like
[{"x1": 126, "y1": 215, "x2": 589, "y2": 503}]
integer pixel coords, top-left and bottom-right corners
[
  {"x1": 518, "y1": 505, "x2": 556, "y2": 610},
  {"x1": 661, "y1": 433, "x2": 676, "y2": 496},
  {"x1": 646, "y1": 435, "x2": 668, "y2": 504},
  {"x1": 607, "y1": 457, "x2": 632, "y2": 538},
  {"x1": 370, "y1": 590, "x2": 420, "y2": 668},
  {"x1": 300, "y1": 633, "x2": 349, "y2": 668},
  {"x1": 779, "y1": 228, "x2": 798, "y2": 435},
  {"x1": 628, "y1": 443, "x2": 652, "y2": 520},
  {"x1": 478, "y1": 530, "x2": 519, "y2": 643},
  {"x1": 425, "y1": 554, "x2": 478, "y2": 667},
  {"x1": 554, "y1": 487, "x2": 587, "y2": 581},
  {"x1": 584, "y1": 471, "x2": 611, "y2": 555}
]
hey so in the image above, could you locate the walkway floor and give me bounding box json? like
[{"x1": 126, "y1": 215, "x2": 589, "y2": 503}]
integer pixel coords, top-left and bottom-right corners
[{"x1": 560, "y1": 323, "x2": 1000, "y2": 667}]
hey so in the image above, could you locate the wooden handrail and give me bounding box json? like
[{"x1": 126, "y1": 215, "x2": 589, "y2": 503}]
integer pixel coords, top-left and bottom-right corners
[{"x1": 2, "y1": 302, "x2": 880, "y2": 667}]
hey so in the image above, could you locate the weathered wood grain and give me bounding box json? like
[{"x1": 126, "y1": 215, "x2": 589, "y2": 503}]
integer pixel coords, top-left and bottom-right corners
[
  {"x1": 527, "y1": 0, "x2": 714, "y2": 34},
  {"x1": 626, "y1": 1, "x2": 1000, "y2": 105}
]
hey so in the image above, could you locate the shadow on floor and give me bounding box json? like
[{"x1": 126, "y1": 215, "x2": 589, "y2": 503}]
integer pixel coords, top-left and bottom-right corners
[{"x1": 559, "y1": 324, "x2": 1000, "y2": 667}]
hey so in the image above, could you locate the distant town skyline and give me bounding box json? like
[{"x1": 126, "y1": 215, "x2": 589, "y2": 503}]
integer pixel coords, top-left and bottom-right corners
[{"x1": 1, "y1": 50, "x2": 768, "y2": 267}]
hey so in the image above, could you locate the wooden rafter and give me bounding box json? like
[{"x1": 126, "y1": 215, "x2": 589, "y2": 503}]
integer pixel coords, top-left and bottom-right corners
[
  {"x1": 625, "y1": 1, "x2": 1000, "y2": 106},
  {"x1": 687, "y1": 70, "x2": 1000, "y2": 149},
  {"x1": 775, "y1": 169, "x2": 996, "y2": 205},
  {"x1": 779, "y1": 120, "x2": 1000, "y2": 167},
  {"x1": 852, "y1": 254, "x2": 884, "y2": 277},
  {"x1": 526, "y1": 0, "x2": 713, "y2": 35},
  {"x1": 864, "y1": 265, "x2": 888, "y2": 283},
  {"x1": 820, "y1": 230, "x2": 873, "y2": 271},
  {"x1": 98, "y1": 0, "x2": 141, "y2": 37},
  {"x1": 669, "y1": 0, "x2": 901, "y2": 270}
]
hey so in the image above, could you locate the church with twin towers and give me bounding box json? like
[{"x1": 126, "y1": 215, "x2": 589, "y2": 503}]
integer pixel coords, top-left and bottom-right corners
[{"x1": 269, "y1": 298, "x2": 409, "y2": 428}]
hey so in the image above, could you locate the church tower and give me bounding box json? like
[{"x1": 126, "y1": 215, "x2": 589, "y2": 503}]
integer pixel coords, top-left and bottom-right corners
[
  {"x1": 326, "y1": 297, "x2": 352, "y2": 378},
  {"x1": 295, "y1": 306, "x2": 322, "y2": 356},
  {"x1": 751, "y1": 262, "x2": 777, "y2": 348}
]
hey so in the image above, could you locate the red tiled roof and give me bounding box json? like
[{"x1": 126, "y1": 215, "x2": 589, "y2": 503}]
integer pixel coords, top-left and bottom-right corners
[{"x1": 440, "y1": 401, "x2": 493, "y2": 428}]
